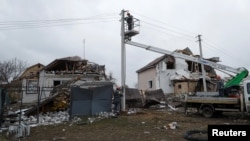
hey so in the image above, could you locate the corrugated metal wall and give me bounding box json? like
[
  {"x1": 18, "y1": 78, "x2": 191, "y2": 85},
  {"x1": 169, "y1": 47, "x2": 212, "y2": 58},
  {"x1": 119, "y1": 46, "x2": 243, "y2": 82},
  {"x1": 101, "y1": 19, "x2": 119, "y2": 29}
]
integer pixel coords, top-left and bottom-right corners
[
  {"x1": 69, "y1": 84, "x2": 113, "y2": 117},
  {"x1": 0, "y1": 88, "x2": 7, "y2": 125}
]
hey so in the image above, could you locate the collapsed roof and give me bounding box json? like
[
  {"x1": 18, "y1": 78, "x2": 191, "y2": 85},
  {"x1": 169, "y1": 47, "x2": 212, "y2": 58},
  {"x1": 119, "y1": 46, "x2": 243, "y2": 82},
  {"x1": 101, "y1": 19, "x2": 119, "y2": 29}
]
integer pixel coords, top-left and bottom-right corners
[
  {"x1": 137, "y1": 47, "x2": 219, "y2": 79},
  {"x1": 43, "y1": 56, "x2": 86, "y2": 71},
  {"x1": 41, "y1": 56, "x2": 106, "y2": 79}
]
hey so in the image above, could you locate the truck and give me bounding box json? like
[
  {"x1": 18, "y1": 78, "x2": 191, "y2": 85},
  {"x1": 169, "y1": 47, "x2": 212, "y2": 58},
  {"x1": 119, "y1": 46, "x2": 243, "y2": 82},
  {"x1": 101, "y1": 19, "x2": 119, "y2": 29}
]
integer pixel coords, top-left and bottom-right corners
[
  {"x1": 121, "y1": 13, "x2": 250, "y2": 118},
  {"x1": 182, "y1": 80, "x2": 250, "y2": 118},
  {"x1": 181, "y1": 79, "x2": 250, "y2": 118}
]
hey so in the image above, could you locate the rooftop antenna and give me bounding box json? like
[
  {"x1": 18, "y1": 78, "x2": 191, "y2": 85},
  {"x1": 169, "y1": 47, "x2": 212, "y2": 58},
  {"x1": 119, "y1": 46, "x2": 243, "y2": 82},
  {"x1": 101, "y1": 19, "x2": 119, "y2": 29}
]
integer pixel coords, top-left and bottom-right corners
[{"x1": 83, "y1": 38, "x2": 85, "y2": 59}]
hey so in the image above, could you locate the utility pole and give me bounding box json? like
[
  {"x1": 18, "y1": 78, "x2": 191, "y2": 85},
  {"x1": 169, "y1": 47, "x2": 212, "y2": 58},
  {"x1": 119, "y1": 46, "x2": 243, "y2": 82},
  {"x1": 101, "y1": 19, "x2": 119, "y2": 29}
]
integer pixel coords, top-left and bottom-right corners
[
  {"x1": 197, "y1": 34, "x2": 207, "y2": 92},
  {"x1": 120, "y1": 9, "x2": 126, "y2": 111}
]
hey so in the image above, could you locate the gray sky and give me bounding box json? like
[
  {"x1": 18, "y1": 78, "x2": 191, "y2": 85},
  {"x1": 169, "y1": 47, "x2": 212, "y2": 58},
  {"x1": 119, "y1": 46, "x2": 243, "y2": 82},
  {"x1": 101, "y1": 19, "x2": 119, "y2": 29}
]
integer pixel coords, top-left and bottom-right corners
[{"x1": 1, "y1": 0, "x2": 250, "y2": 87}]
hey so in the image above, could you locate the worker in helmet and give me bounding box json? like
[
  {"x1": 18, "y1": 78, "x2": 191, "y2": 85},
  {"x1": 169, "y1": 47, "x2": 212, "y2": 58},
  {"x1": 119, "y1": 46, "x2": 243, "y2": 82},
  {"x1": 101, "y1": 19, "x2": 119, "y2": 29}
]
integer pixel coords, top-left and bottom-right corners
[
  {"x1": 125, "y1": 12, "x2": 134, "y2": 30},
  {"x1": 113, "y1": 87, "x2": 123, "y2": 115}
]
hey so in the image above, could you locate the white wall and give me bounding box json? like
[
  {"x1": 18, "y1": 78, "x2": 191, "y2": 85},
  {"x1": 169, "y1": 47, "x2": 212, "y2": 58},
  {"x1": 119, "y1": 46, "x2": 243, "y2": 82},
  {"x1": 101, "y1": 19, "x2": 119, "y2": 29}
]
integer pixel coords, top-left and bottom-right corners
[
  {"x1": 22, "y1": 71, "x2": 75, "y2": 103},
  {"x1": 22, "y1": 79, "x2": 39, "y2": 103},
  {"x1": 138, "y1": 68, "x2": 156, "y2": 91},
  {"x1": 156, "y1": 58, "x2": 190, "y2": 95}
]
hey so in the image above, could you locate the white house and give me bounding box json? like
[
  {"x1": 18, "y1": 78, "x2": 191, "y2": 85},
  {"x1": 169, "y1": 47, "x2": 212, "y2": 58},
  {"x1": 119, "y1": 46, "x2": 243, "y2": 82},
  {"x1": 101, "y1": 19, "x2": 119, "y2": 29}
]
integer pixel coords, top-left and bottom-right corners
[{"x1": 137, "y1": 47, "x2": 218, "y2": 95}]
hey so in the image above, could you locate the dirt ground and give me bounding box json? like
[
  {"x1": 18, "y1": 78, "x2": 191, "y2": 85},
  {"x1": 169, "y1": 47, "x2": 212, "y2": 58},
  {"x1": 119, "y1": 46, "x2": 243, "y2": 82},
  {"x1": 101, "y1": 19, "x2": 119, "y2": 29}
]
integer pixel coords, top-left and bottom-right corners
[{"x1": 1, "y1": 107, "x2": 250, "y2": 141}]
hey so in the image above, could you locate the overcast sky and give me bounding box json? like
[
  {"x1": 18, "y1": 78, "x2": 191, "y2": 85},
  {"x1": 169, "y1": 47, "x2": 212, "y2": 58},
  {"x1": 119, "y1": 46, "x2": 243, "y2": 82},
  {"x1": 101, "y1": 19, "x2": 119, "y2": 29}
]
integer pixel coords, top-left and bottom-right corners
[{"x1": 1, "y1": 0, "x2": 250, "y2": 87}]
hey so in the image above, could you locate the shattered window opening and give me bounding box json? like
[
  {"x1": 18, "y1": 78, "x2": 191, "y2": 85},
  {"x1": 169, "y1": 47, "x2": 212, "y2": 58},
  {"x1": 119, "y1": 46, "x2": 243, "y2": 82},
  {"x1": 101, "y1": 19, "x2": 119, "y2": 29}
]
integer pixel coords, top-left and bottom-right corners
[
  {"x1": 166, "y1": 61, "x2": 174, "y2": 69},
  {"x1": 29, "y1": 72, "x2": 34, "y2": 76},
  {"x1": 54, "y1": 80, "x2": 61, "y2": 86},
  {"x1": 26, "y1": 79, "x2": 38, "y2": 94},
  {"x1": 178, "y1": 84, "x2": 182, "y2": 89},
  {"x1": 148, "y1": 80, "x2": 153, "y2": 89}
]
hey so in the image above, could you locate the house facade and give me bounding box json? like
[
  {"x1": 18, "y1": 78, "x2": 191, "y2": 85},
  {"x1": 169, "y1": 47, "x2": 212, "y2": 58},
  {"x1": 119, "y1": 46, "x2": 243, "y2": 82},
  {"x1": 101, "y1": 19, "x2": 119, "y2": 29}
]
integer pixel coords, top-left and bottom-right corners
[
  {"x1": 9, "y1": 63, "x2": 45, "y2": 102},
  {"x1": 20, "y1": 56, "x2": 107, "y2": 103},
  {"x1": 137, "y1": 48, "x2": 218, "y2": 95}
]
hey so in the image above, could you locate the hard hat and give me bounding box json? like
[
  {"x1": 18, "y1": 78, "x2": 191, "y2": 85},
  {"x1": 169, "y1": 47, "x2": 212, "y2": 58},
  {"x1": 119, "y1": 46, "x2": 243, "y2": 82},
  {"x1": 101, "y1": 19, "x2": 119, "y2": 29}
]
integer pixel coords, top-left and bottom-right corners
[{"x1": 216, "y1": 75, "x2": 221, "y2": 80}]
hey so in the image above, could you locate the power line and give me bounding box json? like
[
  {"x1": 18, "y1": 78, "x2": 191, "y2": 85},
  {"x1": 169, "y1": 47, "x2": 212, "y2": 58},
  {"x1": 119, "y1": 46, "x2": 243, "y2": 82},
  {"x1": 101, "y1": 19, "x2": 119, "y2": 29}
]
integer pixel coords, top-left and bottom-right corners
[
  {"x1": 0, "y1": 13, "x2": 119, "y2": 30},
  {"x1": 0, "y1": 13, "x2": 118, "y2": 24},
  {"x1": 0, "y1": 19, "x2": 119, "y2": 30},
  {"x1": 131, "y1": 11, "x2": 249, "y2": 68},
  {"x1": 202, "y1": 41, "x2": 230, "y2": 57},
  {"x1": 132, "y1": 11, "x2": 198, "y2": 36},
  {"x1": 141, "y1": 20, "x2": 195, "y2": 39},
  {"x1": 202, "y1": 37, "x2": 249, "y2": 66},
  {"x1": 141, "y1": 21, "x2": 196, "y2": 42},
  {"x1": 123, "y1": 11, "x2": 199, "y2": 48}
]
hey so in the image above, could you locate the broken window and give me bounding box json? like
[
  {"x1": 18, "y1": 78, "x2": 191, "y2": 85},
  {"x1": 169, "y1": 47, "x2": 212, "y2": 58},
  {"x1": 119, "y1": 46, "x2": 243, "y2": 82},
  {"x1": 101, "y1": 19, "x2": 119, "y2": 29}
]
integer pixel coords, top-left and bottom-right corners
[
  {"x1": 26, "y1": 79, "x2": 38, "y2": 94},
  {"x1": 178, "y1": 84, "x2": 182, "y2": 89},
  {"x1": 54, "y1": 80, "x2": 61, "y2": 86},
  {"x1": 166, "y1": 62, "x2": 174, "y2": 69},
  {"x1": 148, "y1": 80, "x2": 153, "y2": 89},
  {"x1": 53, "y1": 80, "x2": 67, "y2": 87},
  {"x1": 187, "y1": 61, "x2": 201, "y2": 72},
  {"x1": 29, "y1": 72, "x2": 34, "y2": 76}
]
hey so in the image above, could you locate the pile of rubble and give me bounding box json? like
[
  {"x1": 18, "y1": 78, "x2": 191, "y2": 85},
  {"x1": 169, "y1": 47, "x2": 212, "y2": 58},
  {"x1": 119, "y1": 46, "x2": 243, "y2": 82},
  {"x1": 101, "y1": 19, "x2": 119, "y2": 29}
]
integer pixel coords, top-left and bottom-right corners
[{"x1": 0, "y1": 110, "x2": 120, "y2": 139}]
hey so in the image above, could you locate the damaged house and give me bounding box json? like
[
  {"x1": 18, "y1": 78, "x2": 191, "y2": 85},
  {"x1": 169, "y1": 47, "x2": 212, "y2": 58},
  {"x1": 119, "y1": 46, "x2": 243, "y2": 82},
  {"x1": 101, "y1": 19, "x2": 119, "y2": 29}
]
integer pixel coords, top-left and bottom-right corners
[
  {"x1": 20, "y1": 56, "x2": 107, "y2": 103},
  {"x1": 7, "y1": 63, "x2": 45, "y2": 103},
  {"x1": 137, "y1": 47, "x2": 219, "y2": 96}
]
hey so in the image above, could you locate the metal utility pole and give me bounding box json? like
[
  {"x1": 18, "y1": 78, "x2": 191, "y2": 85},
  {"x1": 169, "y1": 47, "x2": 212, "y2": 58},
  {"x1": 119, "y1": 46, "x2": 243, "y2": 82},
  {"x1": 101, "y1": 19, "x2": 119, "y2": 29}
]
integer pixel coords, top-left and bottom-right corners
[
  {"x1": 120, "y1": 9, "x2": 126, "y2": 111},
  {"x1": 197, "y1": 34, "x2": 207, "y2": 92}
]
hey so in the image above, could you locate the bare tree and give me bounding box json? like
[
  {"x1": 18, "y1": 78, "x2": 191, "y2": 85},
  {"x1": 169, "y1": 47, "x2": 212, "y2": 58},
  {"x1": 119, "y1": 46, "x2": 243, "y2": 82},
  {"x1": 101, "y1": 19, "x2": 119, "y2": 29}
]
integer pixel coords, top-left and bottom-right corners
[{"x1": 0, "y1": 58, "x2": 27, "y2": 84}]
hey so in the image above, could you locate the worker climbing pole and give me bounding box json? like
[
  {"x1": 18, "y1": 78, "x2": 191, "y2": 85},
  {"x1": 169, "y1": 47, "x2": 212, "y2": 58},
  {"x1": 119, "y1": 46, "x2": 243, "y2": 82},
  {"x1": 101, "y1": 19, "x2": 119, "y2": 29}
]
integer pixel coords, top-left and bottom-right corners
[
  {"x1": 120, "y1": 9, "x2": 140, "y2": 112},
  {"x1": 122, "y1": 10, "x2": 140, "y2": 42}
]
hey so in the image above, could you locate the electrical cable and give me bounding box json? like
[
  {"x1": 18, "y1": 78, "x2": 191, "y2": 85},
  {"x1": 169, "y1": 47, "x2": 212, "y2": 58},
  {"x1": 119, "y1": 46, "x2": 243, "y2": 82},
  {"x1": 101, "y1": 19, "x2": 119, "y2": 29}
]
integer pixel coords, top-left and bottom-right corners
[
  {"x1": 0, "y1": 13, "x2": 119, "y2": 30},
  {"x1": 0, "y1": 19, "x2": 119, "y2": 30},
  {"x1": 131, "y1": 11, "x2": 246, "y2": 68},
  {"x1": 125, "y1": 11, "x2": 199, "y2": 49},
  {"x1": 202, "y1": 38, "x2": 249, "y2": 67},
  {"x1": 141, "y1": 22, "x2": 196, "y2": 43},
  {"x1": 131, "y1": 11, "x2": 198, "y2": 36}
]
